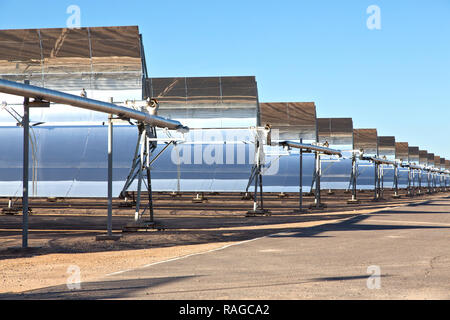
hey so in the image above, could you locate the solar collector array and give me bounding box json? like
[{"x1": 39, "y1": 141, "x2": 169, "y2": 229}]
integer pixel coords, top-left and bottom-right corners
[{"x1": 0, "y1": 25, "x2": 448, "y2": 197}]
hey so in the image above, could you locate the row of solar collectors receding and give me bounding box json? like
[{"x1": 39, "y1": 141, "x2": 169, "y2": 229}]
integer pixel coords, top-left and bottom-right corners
[
  {"x1": 0, "y1": 125, "x2": 435, "y2": 198},
  {"x1": 0, "y1": 94, "x2": 446, "y2": 173},
  {"x1": 0, "y1": 25, "x2": 446, "y2": 169},
  {"x1": 0, "y1": 74, "x2": 441, "y2": 169},
  {"x1": 2, "y1": 102, "x2": 438, "y2": 167}
]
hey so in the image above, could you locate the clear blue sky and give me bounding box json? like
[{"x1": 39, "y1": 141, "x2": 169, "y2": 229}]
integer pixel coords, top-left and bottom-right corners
[{"x1": 1, "y1": 0, "x2": 449, "y2": 158}]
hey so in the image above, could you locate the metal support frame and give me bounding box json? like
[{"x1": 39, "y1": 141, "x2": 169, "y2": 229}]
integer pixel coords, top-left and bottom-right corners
[
  {"x1": 20, "y1": 80, "x2": 50, "y2": 247},
  {"x1": 22, "y1": 88, "x2": 30, "y2": 248},
  {"x1": 170, "y1": 143, "x2": 182, "y2": 198},
  {"x1": 107, "y1": 115, "x2": 113, "y2": 235},
  {"x1": 120, "y1": 131, "x2": 143, "y2": 200},
  {"x1": 435, "y1": 172, "x2": 438, "y2": 192},
  {"x1": 406, "y1": 167, "x2": 415, "y2": 197},
  {"x1": 294, "y1": 138, "x2": 307, "y2": 213},
  {"x1": 281, "y1": 141, "x2": 341, "y2": 210},
  {"x1": 347, "y1": 152, "x2": 360, "y2": 204},
  {"x1": 278, "y1": 140, "x2": 341, "y2": 211},
  {"x1": 310, "y1": 152, "x2": 326, "y2": 209},
  {"x1": 192, "y1": 192, "x2": 207, "y2": 203},
  {"x1": 373, "y1": 162, "x2": 380, "y2": 201},
  {"x1": 1, "y1": 79, "x2": 188, "y2": 238},
  {"x1": 245, "y1": 138, "x2": 270, "y2": 216},
  {"x1": 418, "y1": 170, "x2": 422, "y2": 195},
  {"x1": 392, "y1": 164, "x2": 401, "y2": 199},
  {"x1": 407, "y1": 167, "x2": 411, "y2": 196},
  {"x1": 430, "y1": 172, "x2": 433, "y2": 193},
  {"x1": 361, "y1": 156, "x2": 395, "y2": 202},
  {"x1": 427, "y1": 170, "x2": 432, "y2": 194},
  {"x1": 119, "y1": 122, "x2": 157, "y2": 224},
  {"x1": 379, "y1": 164, "x2": 385, "y2": 199},
  {"x1": 432, "y1": 172, "x2": 437, "y2": 193},
  {"x1": 96, "y1": 112, "x2": 122, "y2": 241},
  {"x1": 309, "y1": 157, "x2": 317, "y2": 197}
]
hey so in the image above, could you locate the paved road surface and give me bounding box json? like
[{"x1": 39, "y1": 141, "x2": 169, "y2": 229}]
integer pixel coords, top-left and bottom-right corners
[{"x1": 3, "y1": 196, "x2": 450, "y2": 299}]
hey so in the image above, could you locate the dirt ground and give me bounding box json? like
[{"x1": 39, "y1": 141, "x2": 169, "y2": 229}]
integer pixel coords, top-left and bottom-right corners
[{"x1": 0, "y1": 189, "x2": 447, "y2": 294}]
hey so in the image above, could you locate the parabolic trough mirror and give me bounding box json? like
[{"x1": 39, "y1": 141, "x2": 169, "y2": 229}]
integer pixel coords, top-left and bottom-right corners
[
  {"x1": 0, "y1": 26, "x2": 145, "y2": 197},
  {"x1": 316, "y1": 118, "x2": 353, "y2": 190},
  {"x1": 377, "y1": 136, "x2": 396, "y2": 188},
  {"x1": 395, "y1": 142, "x2": 410, "y2": 188},
  {"x1": 407, "y1": 146, "x2": 421, "y2": 187},
  {"x1": 353, "y1": 128, "x2": 378, "y2": 189},
  {"x1": 258, "y1": 102, "x2": 318, "y2": 192}
]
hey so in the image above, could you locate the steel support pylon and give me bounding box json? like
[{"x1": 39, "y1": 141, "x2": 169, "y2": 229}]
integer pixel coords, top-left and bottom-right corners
[
  {"x1": 120, "y1": 123, "x2": 157, "y2": 224},
  {"x1": 245, "y1": 138, "x2": 270, "y2": 216}
]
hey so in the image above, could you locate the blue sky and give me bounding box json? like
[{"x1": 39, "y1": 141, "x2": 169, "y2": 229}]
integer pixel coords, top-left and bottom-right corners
[{"x1": 1, "y1": 0, "x2": 449, "y2": 158}]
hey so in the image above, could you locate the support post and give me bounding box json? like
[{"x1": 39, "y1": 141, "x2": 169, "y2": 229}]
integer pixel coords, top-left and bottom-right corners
[
  {"x1": 246, "y1": 137, "x2": 270, "y2": 216},
  {"x1": 347, "y1": 153, "x2": 360, "y2": 204},
  {"x1": 121, "y1": 122, "x2": 161, "y2": 232},
  {"x1": 418, "y1": 170, "x2": 422, "y2": 195},
  {"x1": 310, "y1": 152, "x2": 325, "y2": 209},
  {"x1": 373, "y1": 162, "x2": 379, "y2": 201},
  {"x1": 392, "y1": 164, "x2": 401, "y2": 199},
  {"x1": 145, "y1": 134, "x2": 154, "y2": 222},
  {"x1": 308, "y1": 157, "x2": 317, "y2": 197},
  {"x1": 294, "y1": 138, "x2": 307, "y2": 213},
  {"x1": 406, "y1": 167, "x2": 412, "y2": 197},
  {"x1": 22, "y1": 86, "x2": 29, "y2": 248},
  {"x1": 299, "y1": 141, "x2": 303, "y2": 209},
  {"x1": 352, "y1": 155, "x2": 357, "y2": 201},
  {"x1": 135, "y1": 134, "x2": 144, "y2": 222},
  {"x1": 259, "y1": 168, "x2": 264, "y2": 209},
  {"x1": 96, "y1": 107, "x2": 121, "y2": 241},
  {"x1": 433, "y1": 172, "x2": 436, "y2": 193},
  {"x1": 253, "y1": 143, "x2": 259, "y2": 212},
  {"x1": 380, "y1": 164, "x2": 385, "y2": 200},
  {"x1": 107, "y1": 114, "x2": 113, "y2": 236}
]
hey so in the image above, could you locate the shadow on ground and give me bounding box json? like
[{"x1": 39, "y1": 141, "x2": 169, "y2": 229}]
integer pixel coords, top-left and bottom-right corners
[
  {"x1": 0, "y1": 275, "x2": 197, "y2": 300},
  {"x1": 0, "y1": 196, "x2": 448, "y2": 261},
  {"x1": 0, "y1": 272, "x2": 392, "y2": 300}
]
